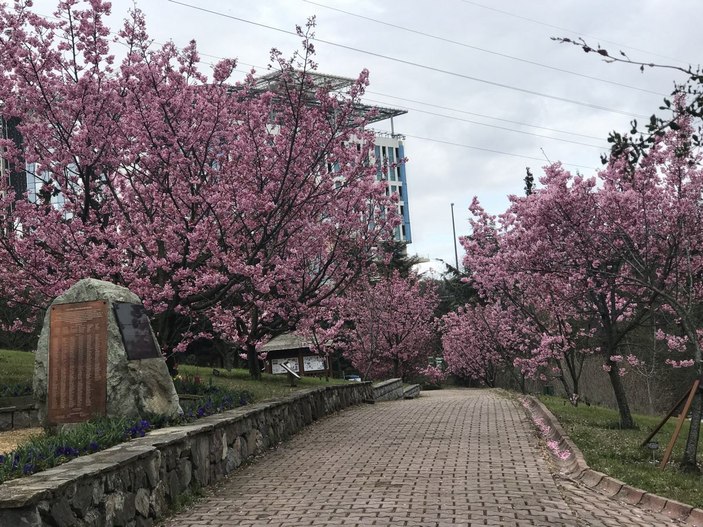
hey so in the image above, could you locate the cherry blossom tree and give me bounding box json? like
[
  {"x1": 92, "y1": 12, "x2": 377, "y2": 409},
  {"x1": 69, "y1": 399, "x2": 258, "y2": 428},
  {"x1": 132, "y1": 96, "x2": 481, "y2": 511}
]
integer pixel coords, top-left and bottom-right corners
[
  {"x1": 461, "y1": 201, "x2": 589, "y2": 401},
  {"x1": 339, "y1": 271, "x2": 437, "y2": 381},
  {"x1": 462, "y1": 97, "x2": 703, "y2": 464},
  {"x1": 589, "y1": 111, "x2": 703, "y2": 470},
  {"x1": 0, "y1": 1, "x2": 396, "y2": 378},
  {"x1": 442, "y1": 302, "x2": 522, "y2": 388}
]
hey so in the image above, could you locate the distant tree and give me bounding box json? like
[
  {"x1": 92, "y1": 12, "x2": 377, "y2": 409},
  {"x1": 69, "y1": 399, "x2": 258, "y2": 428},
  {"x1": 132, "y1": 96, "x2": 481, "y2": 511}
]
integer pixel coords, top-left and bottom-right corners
[
  {"x1": 339, "y1": 271, "x2": 437, "y2": 380},
  {"x1": 524, "y1": 167, "x2": 535, "y2": 196}
]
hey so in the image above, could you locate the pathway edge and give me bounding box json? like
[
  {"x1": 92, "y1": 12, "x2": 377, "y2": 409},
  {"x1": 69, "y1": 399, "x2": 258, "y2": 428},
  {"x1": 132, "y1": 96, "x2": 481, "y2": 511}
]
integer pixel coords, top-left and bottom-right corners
[{"x1": 520, "y1": 395, "x2": 703, "y2": 526}]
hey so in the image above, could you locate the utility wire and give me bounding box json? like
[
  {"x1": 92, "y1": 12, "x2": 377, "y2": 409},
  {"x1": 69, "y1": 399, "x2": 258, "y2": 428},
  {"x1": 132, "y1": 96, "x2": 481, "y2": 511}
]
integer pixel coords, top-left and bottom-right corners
[
  {"x1": 167, "y1": 0, "x2": 650, "y2": 119},
  {"x1": 460, "y1": 0, "x2": 696, "y2": 67},
  {"x1": 363, "y1": 98, "x2": 607, "y2": 150},
  {"x1": 303, "y1": 0, "x2": 664, "y2": 97},
  {"x1": 366, "y1": 91, "x2": 607, "y2": 141},
  {"x1": 400, "y1": 133, "x2": 599, "y2": 171},
  {"x1": 40, "y1": 8, "x2": 609, "y2": 150}
]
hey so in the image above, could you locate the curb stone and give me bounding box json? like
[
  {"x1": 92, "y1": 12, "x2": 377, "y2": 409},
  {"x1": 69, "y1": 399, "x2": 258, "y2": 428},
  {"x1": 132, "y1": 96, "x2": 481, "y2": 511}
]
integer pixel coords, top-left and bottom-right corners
[{"x1": 521, "y1": 396, "x2": 703, "y2": 526}]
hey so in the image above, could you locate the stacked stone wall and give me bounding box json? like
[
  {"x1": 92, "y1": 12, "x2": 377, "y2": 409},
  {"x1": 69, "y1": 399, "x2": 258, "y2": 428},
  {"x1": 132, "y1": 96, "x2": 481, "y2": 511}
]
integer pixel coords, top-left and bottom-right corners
[
  {"x1": 0, "y1": 383, "x2": 372, "y2": 526},
  {"x1": 372, "y1": 379, "x2": 403, "y2": 401}
]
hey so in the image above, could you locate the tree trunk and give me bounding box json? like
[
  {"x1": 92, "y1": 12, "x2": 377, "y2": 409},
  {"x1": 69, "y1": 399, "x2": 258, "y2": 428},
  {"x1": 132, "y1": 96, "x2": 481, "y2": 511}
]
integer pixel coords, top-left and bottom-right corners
[
  {"x1": 246, "y1": 344, "x2": 261, "y2": 380},
  {"x1": 681, "y1": 390, "x2": 703, "y2": 473},
  {"x1": 393, "y1": 357, "x2": 400, "y2": 379},
  {"x1": 606, "y1": 361, "x2": 635, "y2": 428}
]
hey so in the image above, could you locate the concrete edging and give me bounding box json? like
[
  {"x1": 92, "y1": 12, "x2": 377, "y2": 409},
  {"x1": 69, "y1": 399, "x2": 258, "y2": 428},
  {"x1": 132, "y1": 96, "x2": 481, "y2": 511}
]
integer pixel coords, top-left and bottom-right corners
[
  {"x1": 372, "y1": 378, "x2": 403, "y2": 401},
  {"x1": 521, "y1": 395, "x2": 703, "y2": 526}
]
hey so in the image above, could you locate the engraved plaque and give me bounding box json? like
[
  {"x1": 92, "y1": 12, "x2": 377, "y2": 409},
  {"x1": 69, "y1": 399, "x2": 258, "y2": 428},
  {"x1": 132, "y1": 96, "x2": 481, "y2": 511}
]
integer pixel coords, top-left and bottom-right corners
[
  {"x1": 112, "y1": 302, "x2": 160, "y2": 360},
  {"x1": 48, "y1": 300, "x2": 108, "y2": 424}
]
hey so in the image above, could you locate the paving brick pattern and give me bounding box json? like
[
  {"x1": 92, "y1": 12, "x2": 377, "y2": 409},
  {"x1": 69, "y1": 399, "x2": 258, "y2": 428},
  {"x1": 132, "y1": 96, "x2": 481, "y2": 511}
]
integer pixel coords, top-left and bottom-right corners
[{"x1": 163, "y1": 389, "x2": 681, "y2": 526}]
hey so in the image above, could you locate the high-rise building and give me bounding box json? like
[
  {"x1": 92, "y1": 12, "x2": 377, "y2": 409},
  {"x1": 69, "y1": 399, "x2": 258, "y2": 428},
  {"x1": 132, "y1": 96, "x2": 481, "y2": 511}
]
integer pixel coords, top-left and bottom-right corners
[
  {"x1": 252, "y1": 71, "x2": 412, "y2": 246},
  {"x1": 373, "y1": 132, "x2": 411, "y2": 244},
  {"x1": 0, "y1": 116, "x2": 27, "y2": 200}
]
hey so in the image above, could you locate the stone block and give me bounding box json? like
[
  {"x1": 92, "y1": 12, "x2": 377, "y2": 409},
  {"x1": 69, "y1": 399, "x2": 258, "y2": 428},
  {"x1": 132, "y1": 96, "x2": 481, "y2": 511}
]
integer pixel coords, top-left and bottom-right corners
[
  {"x1": 71, "y1": 482, "x2": 94, "y2": 517},
  {"x1": 191, "y1": 436, "x2": 210, "y2": 486},
  {"x1": 686, "y1": 507, "x2": 703, "y2": 526},
  {"x1": 145, "y1": 451, "x2": 161, "y2": 489},
  {"x1": 149, "y1": 482, "x2": 167, "y2": 518},
  {"x1": 13, "y1": 411, "x2": 32, "y2": 429},
  {"x1": 663, "y1": 498, "x2": 693, "y2": 520},
  {"x1": 579, "y1": 469, "x2": 604, "y2": 487},
  {"x1": 0, "y1": 412, "x2": 12, "y2": 432},
  {"x1": 639, "y1": 492, "x2": 667, "y2": 513},
  {"x1": 595, "y1": 476, "x2": 623, "y2": 497},
  {"x1": 615, "y1": 485, "x2": 645, "y2": 505},
  {"x1": 82, "y1": 508, "x2": 105, "y2": 527},
  {"x1": 134, "y1": 488, "x2": 150, "y2": 518},
  {"x1": 50, "y1": 496, "x2": 77, "y2": 527},
  {"x1": 177, "y1": 460, "x2": 192, "y2": 490},
  {"x1": 0, "y1": 505, "x2": 42, "y2": 526},
  {"x1": 136, "y1": 516, "x2": 154, "y2": 527}
]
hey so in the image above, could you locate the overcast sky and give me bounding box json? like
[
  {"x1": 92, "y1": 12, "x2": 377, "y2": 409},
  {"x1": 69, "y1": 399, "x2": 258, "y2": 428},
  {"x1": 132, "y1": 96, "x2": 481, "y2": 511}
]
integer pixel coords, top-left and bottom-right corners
[{"x1": 33, "y1": 1, "x2": 703, "y2": 273}]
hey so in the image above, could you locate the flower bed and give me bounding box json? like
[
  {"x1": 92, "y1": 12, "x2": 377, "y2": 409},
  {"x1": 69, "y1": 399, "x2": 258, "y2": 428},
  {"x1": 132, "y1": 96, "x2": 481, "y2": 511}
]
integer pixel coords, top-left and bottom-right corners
[{"x1": 0, "y1": 386, "x2": 252, "y2": 484}]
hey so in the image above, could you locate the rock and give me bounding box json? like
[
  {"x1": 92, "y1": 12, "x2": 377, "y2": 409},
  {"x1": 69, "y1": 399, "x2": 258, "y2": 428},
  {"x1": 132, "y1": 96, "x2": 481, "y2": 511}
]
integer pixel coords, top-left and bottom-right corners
[
  {"x1": 34, "y1": 278, "x2": 181, "y2": 429},
  {"x1": 134, "y1": 488, "x2": 150, "y2": 518},
  {"x1": 50, "y1": 496, "x2": 77, "y2": 527},
  {"x1": 0, "y1": 505, "x2": 42, "y2": 526}
]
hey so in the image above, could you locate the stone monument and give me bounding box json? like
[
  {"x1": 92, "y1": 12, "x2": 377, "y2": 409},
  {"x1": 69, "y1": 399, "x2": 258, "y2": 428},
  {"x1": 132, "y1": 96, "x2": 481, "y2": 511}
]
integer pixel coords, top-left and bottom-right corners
[{"x1": 34, "y1": 278, "x2": 181, "y2": 429}]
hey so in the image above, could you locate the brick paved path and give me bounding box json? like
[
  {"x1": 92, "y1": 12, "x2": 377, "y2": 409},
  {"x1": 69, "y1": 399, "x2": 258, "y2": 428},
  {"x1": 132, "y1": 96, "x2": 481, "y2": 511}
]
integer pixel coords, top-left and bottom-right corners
[{"x1": 164, "y1": 389, "x2": 681, "y2": 526}]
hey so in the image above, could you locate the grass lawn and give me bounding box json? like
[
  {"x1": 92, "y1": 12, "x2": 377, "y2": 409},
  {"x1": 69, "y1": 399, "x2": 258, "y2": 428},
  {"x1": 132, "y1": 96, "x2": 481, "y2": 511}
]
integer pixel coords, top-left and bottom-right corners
[
  {"x1": 179, "y1": 364, "x2": 345, "y2": 402},
  {"x1": 540, "y1": 394, "x2": 703, "y2": 508},
  {"x1": 0, "y1": 349, "x2": 34, "y2": 385},
  {"x1": 0, "y1": 349, "x2": 346, "y2": 403}
]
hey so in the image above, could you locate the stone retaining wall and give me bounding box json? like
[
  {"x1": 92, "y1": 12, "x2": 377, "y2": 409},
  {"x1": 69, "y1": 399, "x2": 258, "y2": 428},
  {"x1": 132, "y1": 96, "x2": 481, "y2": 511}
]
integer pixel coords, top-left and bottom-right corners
[
  {"x1": 403, "y1": 384, "x2": 421, "y2": 399},
  {"x1": 0, "y1": 403, "x2": 39, "y2": 431},
  {"x1": 372, "y1": 378, "x2": 403, "y2": 402},
  {"x1": 0, "y1": 383, "x2": 372, "y2": 526}
]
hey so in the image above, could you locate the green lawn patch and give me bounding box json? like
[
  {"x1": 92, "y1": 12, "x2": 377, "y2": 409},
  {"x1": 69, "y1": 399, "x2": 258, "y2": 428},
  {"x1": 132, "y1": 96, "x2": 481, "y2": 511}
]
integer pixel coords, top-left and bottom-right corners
[
  {"x1": 178, "y1": 364, "x2": 346, "y2": 402},
  {"x1": 540, "y1": 395, "x2": 703, "y2": 508},
  {"x1": 0, "y1": 349, "x2": 34, "y2": 385},
  {"x1": 0, "y1": 350, "x2": 346, "y2": 402},
  {"x1": 0, "y1": 349, "x2": 34, "y2": 396}
]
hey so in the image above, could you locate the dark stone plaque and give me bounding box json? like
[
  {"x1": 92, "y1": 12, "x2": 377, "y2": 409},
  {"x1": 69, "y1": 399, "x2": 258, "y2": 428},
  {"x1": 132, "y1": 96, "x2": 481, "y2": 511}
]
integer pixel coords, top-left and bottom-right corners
[
  {"x1": 112, "y1": 302, "x2": 160, "y2": 360},
  {"x1": 48, "y1": 300, "x2": 108, "y2": 424}
]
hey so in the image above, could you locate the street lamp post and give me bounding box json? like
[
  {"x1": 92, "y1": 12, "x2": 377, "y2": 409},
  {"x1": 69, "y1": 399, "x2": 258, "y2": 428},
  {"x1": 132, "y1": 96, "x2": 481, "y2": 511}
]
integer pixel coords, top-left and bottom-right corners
[{"x1": 450, "y1": 203, "x2": 459, "y2": 271}]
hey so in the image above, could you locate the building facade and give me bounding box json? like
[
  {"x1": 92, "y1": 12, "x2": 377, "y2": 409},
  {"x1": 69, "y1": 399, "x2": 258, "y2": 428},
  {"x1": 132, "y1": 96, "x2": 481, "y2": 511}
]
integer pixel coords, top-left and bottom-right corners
[
  {"x1": 373, "y1": 132, "x2": 412, "y2": 244},
  {"x1": 0, "y1": 116, "x2": 27, "y2": 201}
]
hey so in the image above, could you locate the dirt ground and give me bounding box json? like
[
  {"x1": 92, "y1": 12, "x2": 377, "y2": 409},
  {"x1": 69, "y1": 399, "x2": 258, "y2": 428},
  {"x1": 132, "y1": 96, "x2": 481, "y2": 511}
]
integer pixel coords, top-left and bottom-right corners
[{"x1": 0, "y1": 428, "x2": 43, "y2": 454}]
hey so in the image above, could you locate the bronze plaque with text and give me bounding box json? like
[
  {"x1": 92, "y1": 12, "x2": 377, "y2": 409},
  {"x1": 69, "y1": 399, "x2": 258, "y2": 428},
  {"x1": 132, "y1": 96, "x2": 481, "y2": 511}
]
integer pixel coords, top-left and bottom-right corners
[{"x1": 48, "y1": 300, "x2": 108, "y2": 424}]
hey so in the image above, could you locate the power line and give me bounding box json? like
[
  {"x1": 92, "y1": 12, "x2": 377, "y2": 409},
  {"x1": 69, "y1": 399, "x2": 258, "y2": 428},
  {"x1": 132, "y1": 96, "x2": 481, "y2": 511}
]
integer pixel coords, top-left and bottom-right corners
[
  {"x1": 363, "y1": 98, "x2": 607, "y2": 150},
  {"x1": 303, "y1": 0, "x2": 664, "y2": 97},
  {"x1": 366, "y1": 90, "x2": 602, "y2": 141},
  {"x1": 460, "y1": 0, "x2": 696, "y2": 67},
  {"x1": 167, "y1": 0, "x2": 650, "y2": 119},
  {"x1": 400, "y1": 133, "x2": 599, "y2": 171},
  {"x1": 41, "y1": 7, "x2": 610, "y2": 147},
  {"x1": 366, "y1": 91, "x2": 608, "y2": 141}
]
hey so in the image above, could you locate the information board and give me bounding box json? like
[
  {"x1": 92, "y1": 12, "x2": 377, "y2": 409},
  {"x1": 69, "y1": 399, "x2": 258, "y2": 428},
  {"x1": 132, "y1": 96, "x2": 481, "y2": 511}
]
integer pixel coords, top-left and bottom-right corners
[
  {"x1": 303, "y1": 355, "x2": 326, "y2": 372},
  {"x1": 48, "y1": 300, "x2": 108, "y2": 424},
  {"x1": 112, "y1": 302, "x2": 160, "y2": 360}
]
